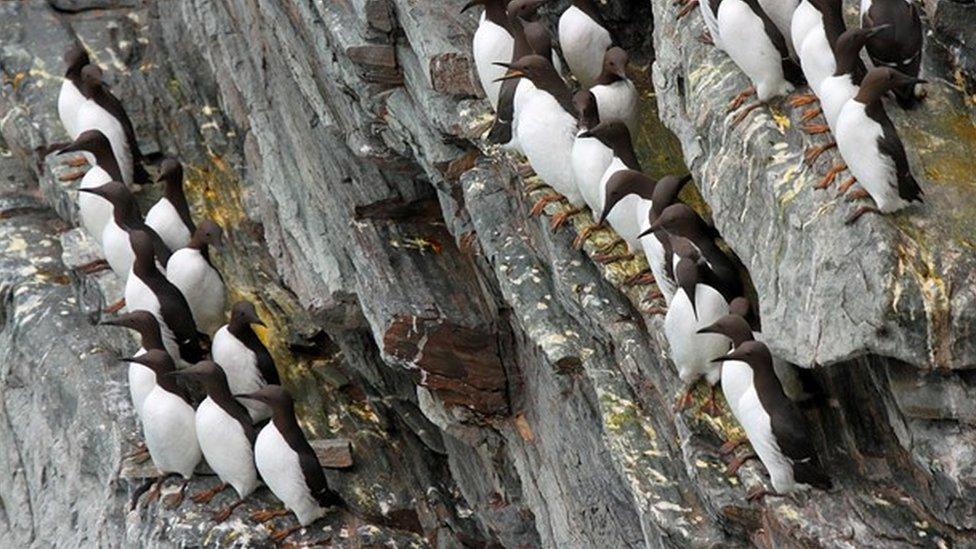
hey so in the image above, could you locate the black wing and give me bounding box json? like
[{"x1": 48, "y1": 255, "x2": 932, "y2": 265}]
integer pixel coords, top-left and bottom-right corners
[
  {"x1": 869, "y1": 103, "x2": 923, "y2": 202},
  {"x1": 140, "y1": 224, "x2": 172, "y2": 267},
  {"x1": 487, "y1": 78, "x2": 518, "y2": 145},
  {"x1": 153, "y1": 276, "x2": 206, "y2": 362},
  {"x1": 240, "y1": 328, "x2": 280, "y2": 385},
  {"x1": 742, "y1": 0, "x2": 804, "y2": 86},
  {"x1": 280, "y1": 420, "x2": 344, "y2": 508}
]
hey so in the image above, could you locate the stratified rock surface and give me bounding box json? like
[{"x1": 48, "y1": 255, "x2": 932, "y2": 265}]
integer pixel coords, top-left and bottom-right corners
[{"x1": 0, "y1": 0, "x2": 975, "y2": 547}]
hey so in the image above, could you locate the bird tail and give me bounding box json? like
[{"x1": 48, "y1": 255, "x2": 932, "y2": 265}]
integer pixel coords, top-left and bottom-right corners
[
  {"x1": 795, "y1": 460, "x2": 832, "y2": 491},
  {"x1": 487, "y1": 118, "x2": 513, "y2": 145},
  {"x1": 320, "y1": 489, "x2": 344, "y2": 508},
  {"x1": 133, "y1": 162, "x2": 152, "y2": 186}
]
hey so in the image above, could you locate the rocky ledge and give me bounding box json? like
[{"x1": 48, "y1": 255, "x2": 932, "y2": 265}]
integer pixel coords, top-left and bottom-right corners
[{"x1": 1, "y1": 0, "x2": 976, "y2": 547}]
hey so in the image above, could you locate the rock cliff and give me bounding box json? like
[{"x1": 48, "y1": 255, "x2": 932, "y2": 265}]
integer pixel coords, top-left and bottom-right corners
[{"x1": 1, "y1": 0, "x2": 975, "y2": 547}]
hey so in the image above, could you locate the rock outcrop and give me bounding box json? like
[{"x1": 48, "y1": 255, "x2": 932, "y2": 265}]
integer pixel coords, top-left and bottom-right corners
[{"x1": 1, "y1": 0, "x2": 975, "y2": 547}]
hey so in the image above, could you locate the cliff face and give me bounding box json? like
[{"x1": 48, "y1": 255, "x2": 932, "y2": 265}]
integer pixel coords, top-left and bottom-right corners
[{"x1": 1, "y1": 0, "x2": 975, "y2": 547}]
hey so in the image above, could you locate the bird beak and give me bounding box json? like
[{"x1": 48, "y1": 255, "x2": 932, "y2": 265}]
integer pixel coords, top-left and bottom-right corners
[
  {"x1": 119, "y1": 356, "x2": 145, "y2": 365},
  {"x1": 637, "y1": 226, "x2": 655, "y2": 239},
  {"x1": 578, "y1": 130, "x2": 594, "y2": 138},
  {"x1": 234, "y1": 392, "x2": 261, "y2": 403},
  {"x1": 865, "y1": 24, "x2": 892, "y2": 38},
  {"x1": 493, "y1": 64, "x2": 524, "y2": 82},
  {"x1": 647, "y1": 217, "x2": 664, "y2": 234},
  {"x1": 710, "y1": 345, "x2": 748, "y2": 363},
  {"x1": 679, "y1": 174, "x2": 693, "y2": 185},
  {"x1": 76, "y1": 188, "x2": 98, "y2": 196},
  {"x1": 906, "y1": 77, "x2": 928, "y2": 86},
  {"x1": 98, "y1": 317, "x2": 123, "y2": 327},
  {"x1": 697, "y1": 324, "x2": 720, "y2": 336},
  {"x1": 460, "y1": 0, "x2": 479, "y2": 13},
  {"x1": 57, "y1": 141, "x2": 81, "y2": 155}
]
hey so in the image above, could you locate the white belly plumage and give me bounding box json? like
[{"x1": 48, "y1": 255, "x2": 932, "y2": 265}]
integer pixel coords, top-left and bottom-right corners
[
  {"x1": 254, "y1": 424, "x2": 327, "y2": 526},
  {"x1": 166, "y1": 249, "x2": 226, "y2": 336},
  {"x1": 638, "y1": 220, "x2": 677, "y2": 305},
  {"x1": 101, "y1": 221, "x2": 135, "y2": 279},
  {"x1": 128, "y1": 347, "x2": 155, "y2": 419},
  {"x1": 145, "y1": 198, "x2": 192, "y2": 251},
  {"x1": 212, "y1": 327, "x2": 271, "y2": 421},
  {"x1": 790, "y1": 1, "x2": 822, "y2": 58},
  {"x1": 819, "y1": 74, "x2": 857, "y2": 131},
  {"x1": 559, "y1": 6, "x2": 612, "y2": 90},
  {"x1": 589, "y1": 80, "x2": 640, "y2": 137},
  {"x1": 718, "y1": 0, "x2": 793, "y2": 101},
  {"x1": 799, "y1": 26, "x2": 835, "y2": 96},
  {"x1": 75, "y1": 100, "x2": 133, "y2": 186},
  {"x1": 664, "y1": 284, "x2": 730, "y2": 385},
  {"x1": 598, "y1": 158, "x2": 646, "y2": 250},
  {"x1": 141, "y1": 386, "x2": 201, "y2": 478},
  {"x1": 78, "y1": 166, "x2": 114, "y2": 243},
  {"x1": 835, "y1": 102, "x2": 904, "y2": 212},
  {"x1": 700, "y1": 0, "x2": 724, "y2": 50},
  {"x1": 518, "y1": 92, "x2": 583, "y2": 206},
  {"x1": 758, "y1": 0, "x2": 798, "y2": 56},
  {"x1": 58, "y1": 80, "x2": 86, "y2": 140},
  {"x1": 196, "y1": 398, "x2": 259, "y2": 499},
  {"x1": 572, "y1": 134, "x2": 614, "y2": 213},
  {"x1": 124, "y1": 273, "x2": 185, "y2": 365},
  {"x1": 473, "y1": 15, "x2": 514, "y2": 111},
  {"x1": 734, "y1": 385, "x2": 805, "y2": 493}
]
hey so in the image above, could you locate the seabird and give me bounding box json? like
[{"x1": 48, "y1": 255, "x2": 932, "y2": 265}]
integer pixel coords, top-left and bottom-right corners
[
  {"x1": 558, "y1": 0, "x2": 613, "y2": 89},
  {"x1": 797, "y1": 0, "x2": 847, "y2": 99},
  {"x1": 462, "y1": 0, "x2": 514, "y2": 110},
  {"x1": 570, "y1": 91, "x2": 613, "y2": 220},
  {"x1": 99, "y1": 310, "x2": 167, "y2": 418},
  {"x1": 506, "y1": 0, "x2": 563, "y2": 76},
  {"x1": 57, "y1": 130, "x2": 124, "y2": 246},
  {"x1": 146, "y1": 159, "x2": 196, "y2": 251},
  {"x1": 596, "y1": 169, "x2": 654, "y2": 265},
  {"x1": 665, "y1": 237, "x2": 731, "y2": 413},
  {"x1": 790, "y1": 0, "x2": 821, "y2": 57},
  {"x1": 173, "y1": 361, "x2": 259, "y2": 522},
  {"x1": 75, "y1": 65, "x2": 150, "y2": 186},
  {"x1": 835, "y1": 67, "x2": 925, "y2": 224},
  {"x1": 77, "y1": 181, "x2": 171, "y2": 281},
  {"x1": 637, "y1": 174, "x2": 692, "y2": 306},
  {"x1": 589, "y1": 47, "x2": 640, "y2": 137},
  {"x1": 486, "y1": 6, "x2": 544, "y2": 152},
  {"x1": 124, "y1": 229, "x2": 207, "y2": 366},
  {"x1": 860, "y1": 0, "x2": 924, "y2": 108},
  {"x1": 165, "y1": 220, "x2": 226, "y2": 337},
  {"x1": 212, "y1": 301, "x2": 280, "y2": 422},
  {"x1": 496, "y1": 55, "x2": 584, "y2": 218},
  {"x1": 572, "y1": 118, "x2": 641, "y2": 240},
  {"x1": 123, "y1": 350, "x2": 202, "y2": 507},
  {"x1": 238, "y1": 385, "x2": 343, "y2": 542},
  {"x1": 709, "y1": 340, "x2": 832, "y2": 499},
  {"x1": 58, "y1": 45, "x2": 90, "y2": 141},
  {"x1": 758, "y1": 0, "x2": 800, "y2": 57}
]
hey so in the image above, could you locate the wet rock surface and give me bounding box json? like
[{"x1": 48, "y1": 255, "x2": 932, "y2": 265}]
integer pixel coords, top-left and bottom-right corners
[{"x1": 0, "y1": 0, "x2": 975, "y2": 547}]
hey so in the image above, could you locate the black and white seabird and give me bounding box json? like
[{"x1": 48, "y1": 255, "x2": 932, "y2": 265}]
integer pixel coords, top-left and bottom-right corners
[
  {"x1": 637, "y1": 174, "x2": 692, "y2": 305},
  {"x1": 506, "y1": 0, "x2": 563, "y2": 76},
  {"x1": 496, "y1": 55, "x2": 584, "y2": 217},
  {"x1": 860, "y1": 0, "x2": 924, "y2": 108},
  {"x1": 572, "y1": 118, "x2": 641, "y2": 240},
  {"x1": 77, "y1": 181, "x2": 171, "y2": 279},
  {"x1": 463, "y1": 0, "x2": 514, "y2": 111},
  {"x1": 797, "y1": 0, "x2": 847, "y2": 99},
  {"x1": 124, "y1": 229, "x2": 207, "y2": 366},
  {"x1": 835, "y1": 67, "x2": 925, "y2": 223},
  {"x1": 59, "y1": 45, "x2": 90, "y2": 141},
  {"x1": 238, "y1": 385, "x2": 343, "y2": 541},
  {"x1": 665, "y1": 237, "x2": 731, "y2": 412},
  {"x1": 99, "y1": 310, "x2": 167, "y2": 418},
  {"x1": 57, "y1": 130, "x2": 124, "y2": 244},
  {"x1": 597, "y1": 169, "x2": 654, "y2": 262},
  {"x1": 166, "y1": 220, "x2": 226, "y2": 337},
  {"x1": 173, "y1": 361, "x2": 259, "y2": 522},
  {"x1": 122, "y1": 350, "x2": 202, "y2": 505},
  {"x1": 146, "y1": 159, "x2": 196, "y2": 251},
  {"x1": 758, "y1": 0, "x2": 800, "y2": 57},
  {"x1": 709, "y1": 340, "x2": 832, "y2": 499},
  {"x1": 213, "y1": 301, "x2": 280, "y2": 422},
  {"x1": 648, "y1": 203, "x2": 744, "y2": 302},
  {"x1": 590, "y1": 47, "x2": 639, "y2": 136},
  {"x1": 791, "y1": 0, "x2": 820, "y2": 57},
  {"x1": 558, "y1": 0, "x2": 613, "y2": 89}
]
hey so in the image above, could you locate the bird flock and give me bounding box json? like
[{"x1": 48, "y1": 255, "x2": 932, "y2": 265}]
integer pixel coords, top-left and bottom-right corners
[
  {"x1": 467, "y1": 0, "x2": 926, "y2": 499},
  {"x1": 55, "y1": 46, "x2": 342, "y2": 542}
]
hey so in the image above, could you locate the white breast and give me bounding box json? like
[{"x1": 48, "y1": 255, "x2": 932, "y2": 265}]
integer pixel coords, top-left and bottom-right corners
[
  {"x1": 123, "y1": 273, "x2": 184, "y2": 365},
  {"x1": 799, "y1": 26, "x2": 835, "y2": 96},
  {"x1": 517, "y1": 92, "x2": 583, "y2": 206},
  {"x1": 758, "y1": 0, "x2": 798, "y2": 56},
  {"x1": 472, "y1": 15, "x2": 514, "y2": 110},
  {"x1": 145, "y1": 198, "x2": 192, "y2": 251},
  {"x1": 196, "y1": 398, "x2": 259, "y2": 499},
  {"x1": 700, "y1": 0, "x2": 724, "y2": 50},
  {"x1": 141, "y1": 386, "x2": 201, "y2": 478},
  {"x1": 664, "y1": 284, "x2": 730, "y2": 386},
  {"x1": 254, "y1": 424, "x2": 327, "y2": 526},
  {"x1": 589, "y1": 80, "x2": 640, "y2": 136},
  {"x1": 128, "y1": 347, "x2": 155, "y2": 419},
  {"x1": 558, "y1": 6, "x2": 613, "y2": 90},
  {"x1": 718, "y1": 0, "x2": 793, "y2": 101},
  {"x1": 101, "y1": 221, "x2": 135, "y2": 279},
  {"x1": 599, "y1": 158, "x2": 645, "y2": 251},
  {"x1": 720, "y1": 358, "x2": 753, "y2": 419},
  {"x1": 75, "y1": 100, "x2": 133, "y2": 186},
  {"x1": 58, "y1": 80, "x2": 86, "y2": 139},
  {"x1": 835, "y1": 101, "x2": 904, "y2": 212},
  {"x1": 77, "y1": 166, "x2": 114, "y2": 243},
  {"x1": 166, "y1": 249, "x2": 226, "y2": 336},
  {"x1": 638, "y1": 230, "x2": 677, "y2": 305},
  {"x1": 571, "y1": 133, "x2": 614, "y2": 213},
  {"x1": 819, "y1": 74, "x2": 858, "y2": 130},
  {"x1": 734, "y1": 385, "x2": 802, "y2": 493},
  {"x1": 790, "y1": 1, "x2": 822, "y2": 57},
  {"x1": 213, "y1": 327, "x2": 271, "y2": 421}
]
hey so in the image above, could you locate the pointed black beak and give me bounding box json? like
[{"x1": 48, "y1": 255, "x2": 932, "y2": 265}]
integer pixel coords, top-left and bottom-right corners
[
  {"x1": 57, "y1": 141, "x2": 81, "y2": 155},
  {"x1": 865, "y1": 24, "x2": 892, "y2": 38},
  {"x1": 697, "y1": 325, "x2": 719, "y2": 336},
  {"x1": 460, "y1": 0, "x2": 479, "y2": 13},
  {"x1": 98, "y1": 318, "x2": 122, "y2": 327},
  {"x1": 77, "y1": 188, "x2": 99, "y2": 196},
  {"x1": 234, "y1": 392, "x2": 261, "y2": 402}
]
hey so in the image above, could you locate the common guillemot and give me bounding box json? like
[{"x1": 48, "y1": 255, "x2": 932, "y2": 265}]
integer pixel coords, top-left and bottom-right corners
[
  {"x1": 463, "y1": 0, "x2": 514, "y2": 110},
  {"x1": 165, "y1": 220, "x2": 226, "y2": 337},
  {"x1": 860, "y1": 0, "x2": 924, "y2": 108},
  {"x1": 212, "y1": 301, "x2": 281, "y2": 422},
  {"x1": 146, "y1": 159, "x2": 196, "y2": 251},
  {"x1": 558, "y1": 0, "x2": 613, "y2": 89}
]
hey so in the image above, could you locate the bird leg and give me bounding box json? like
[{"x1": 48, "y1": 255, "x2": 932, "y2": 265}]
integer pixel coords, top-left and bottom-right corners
[
  {"x1": 845, "y1": 188, "x2": 871, "y2": 201},
  {"x1": 530, "y1": 194, "x2": 566, "y2": 216},
  {"x1": 702, "y1": 385, "x2": 722, "y2": 417},
  {"x1": 746, "y1": 486, "x2": 780, "y2": 503},
  {"x1": 104, "y1": 298, "x2": 126, "y2": 314},
  {"x1": 269, "y1": 524, "x2": 304, "y2": 543},
  {"x1": 844, "y1": 204, "x2": 881, "y2": 225},
  {"x1": 162, "y1": 478, "x2": 189, "y2": 509},
  {"x1": 129, "y1": 478, "x2": 158, "y2": 511},
  {"x1": 523, "y1": 180, "x2": 547, "y2": 194},
  {"x1": 803, "y1": 141, "x2": 836, "y2": 165},
  {"x1": 517, "y1": 162, "x2": 535, "y2": 179},
  {"x1": 250, "y1": 508, "x2": 291, "y2": 523},
  {"x1": 698, "y1": 30, "x2": 714, "y2": 45},
  {"x1": 644, "y1": 288, "x2": 664, "y2": 302},
  {"x1": 836, "y1": 177, "x2": 857, "y2": 196},
  {"x1": 213, "y1": 498, "x2": 247, "y2": 523},
  {"x1": 727, "y1": 87, "x2": 755, "y2": 111},
  {"x1": 190, "y1": 482, "x2": 229, "y2": 504},
  {"x1": 814, "y1": 163, "x2": 846, "y2": 190},
  {"x1": 731, "y1": 102, "x2": 764, "y2": 127},
  {"x1": 725, "y1": 452, "x2": 758, "y2": 475},
  {"x1": 123, "y1": 441, "x2": 150, "y2": 463},
  {"x1": 674, "y1": 388, "x2": 695, "y2": 412},
  {"x1": 802, "y1": 123, "x2": 830, "y2": 135},
  {"x1": 675, "y1": 0, "x2": 699, "y2": 18},
  {"x1": 788, "y1": 93, "x2": 817, "y2": 108},
  {"x1": 77, "y1": 258, "x2": 111, "y2": 274},
  {"x1": 719, "y1": 438, "x2": 749, "y2": 455},
  {"x1": 643, "y1": 305, "x2": 668, "y2": 316},
  {"x1": 623, "y1": 270, "x2": 656, "y2": 287},
  {"x1": 596, "y1": 237, "x2": 625, "y2": 255},
  {"x1": 800, "y1": 107, "x2": 822, "y2": 123},
  {"x1": 59, "y1": 170, "x2": 86, "y2": 182},
  {"x1": 572, "y1": 222, "x2": 604, "y2": 249},
  {"x1": 550, "y1": 206, "x2": 585, "y2": 231},
  {"x1": 594, "y1": 251, "x2": 635, "y2": 265},
  {"x1": 65, "y1": 155, "x2": 89, "y2": 168}
]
